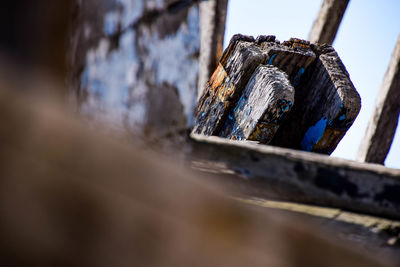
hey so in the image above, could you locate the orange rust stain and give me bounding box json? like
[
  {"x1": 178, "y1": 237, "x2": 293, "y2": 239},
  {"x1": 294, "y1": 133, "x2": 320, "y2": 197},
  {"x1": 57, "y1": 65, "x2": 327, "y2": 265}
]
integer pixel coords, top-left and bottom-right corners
[
  {"x1": 282, "y1": 38, "x2": 311, "y2": 50},
  {"x1": 209, "y1": 63, "x2": 227, "y2": 90},
  {"x1": 314, "y1": 127, "x2": 346, "y2": 152},
  {"x1": 248, "y1": 123, "x2": 276, "y2": 143}
]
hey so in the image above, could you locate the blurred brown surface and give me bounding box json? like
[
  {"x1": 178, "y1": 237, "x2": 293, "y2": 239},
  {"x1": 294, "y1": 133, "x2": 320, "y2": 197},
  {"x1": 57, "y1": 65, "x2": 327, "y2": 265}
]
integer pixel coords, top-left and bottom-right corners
[
  {"x1": 0, "y1": 69, "x2": 393, "y2": 266},
  {"x1": 0, "y1": 1, "x2": 397, "y2": 266}
]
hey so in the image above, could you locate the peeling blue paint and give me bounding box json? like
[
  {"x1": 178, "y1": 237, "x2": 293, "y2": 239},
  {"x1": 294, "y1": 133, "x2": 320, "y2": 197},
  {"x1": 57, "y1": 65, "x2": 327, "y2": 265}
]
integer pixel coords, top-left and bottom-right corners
[
  {"x1": 301, "y1": 117, "x2": 328, "y2": 151},
  {"x1": 293, "y1": 68, "x2": 305, "y2": 87},
  {"x1": 268, "y1": 54, "x2": 277, "y2": 65}
]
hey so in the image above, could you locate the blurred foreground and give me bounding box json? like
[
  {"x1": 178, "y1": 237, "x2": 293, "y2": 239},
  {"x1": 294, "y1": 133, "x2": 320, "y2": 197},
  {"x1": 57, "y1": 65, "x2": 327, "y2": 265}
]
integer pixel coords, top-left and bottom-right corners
[{"x1": 0, "y1": 62, "x2": 394, "y2": 266}]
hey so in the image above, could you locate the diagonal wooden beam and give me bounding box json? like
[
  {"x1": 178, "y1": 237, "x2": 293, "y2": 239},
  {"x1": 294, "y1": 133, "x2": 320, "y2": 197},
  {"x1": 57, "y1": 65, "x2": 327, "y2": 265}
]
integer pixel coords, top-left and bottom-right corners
[
  {"x1": 190, "y1": 134, "x2": 400, "y2": 220},
  {"x1": 308, "y1": 0, "x2": 350, "y2": 44},
  {"x1": 198, "y1": 0, "x2": 229, "y2": 98},
  {"x1": 357, "y1": 34, "x2": 400, "y2": 164}
]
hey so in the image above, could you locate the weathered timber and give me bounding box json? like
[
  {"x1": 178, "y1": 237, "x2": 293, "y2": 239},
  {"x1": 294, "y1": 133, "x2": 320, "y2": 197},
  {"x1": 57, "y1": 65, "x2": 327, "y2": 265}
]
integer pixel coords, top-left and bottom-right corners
[
  {"x1": 69, "y1": 0, "x2": 200, "y2": 143},
  {"x1": 308, "y1": 0, "x2": 350, "y2": 45},
  {"x1": 219, "y1": 65, "x2": 295, "y2": 143},
  {"x1": 357, "y1": 34, "x2": 400, "y2": 164},
  {"x1": 193, "y1": 35, "x2": 315, "y2": 138},
  {"x1": 271, "y1": 43, "x2": 361, "y2": 154},
  {"x1": 198, "y1": 0, "x2": 228, "y2": 98},
  {"x1": 193, "y1": 35, "x2": 267, "y2": 136},
  {"x1": 190, "y1": 134, "x2": 400, "y2": 221},
  {"x1": 259, "y1": 37, "x2": 316, "y2": 83},
  {"x1": 193, "y1": 35, "x2": 360, "y2": 155}
]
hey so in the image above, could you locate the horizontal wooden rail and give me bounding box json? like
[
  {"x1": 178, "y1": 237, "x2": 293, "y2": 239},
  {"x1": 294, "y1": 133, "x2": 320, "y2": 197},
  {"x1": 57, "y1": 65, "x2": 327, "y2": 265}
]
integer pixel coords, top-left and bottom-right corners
[{"x1": 189, "y1": 134, "x2": 400, "y2": 220}]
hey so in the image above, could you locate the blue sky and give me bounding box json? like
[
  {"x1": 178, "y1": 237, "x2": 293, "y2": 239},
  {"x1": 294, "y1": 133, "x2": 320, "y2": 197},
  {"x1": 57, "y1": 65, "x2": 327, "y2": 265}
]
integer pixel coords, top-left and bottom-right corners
[{"x1": 224, "y1": 0, "x2": 400, "y2": 168}]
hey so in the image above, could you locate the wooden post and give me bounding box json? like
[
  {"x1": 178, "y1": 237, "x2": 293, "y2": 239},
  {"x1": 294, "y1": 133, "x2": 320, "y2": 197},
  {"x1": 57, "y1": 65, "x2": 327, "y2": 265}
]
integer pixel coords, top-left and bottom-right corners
[
  {"x1": 219, "y1": 65, "x2": 295, "y2": 144},
  {"x1": 357, "y1": 35, "x2": 400, "y2": 164},
  {"x1": 198, "y1": 0, "x2": 229, "y2": 98},
  {"x1": 308, "y1": 0, "x2": 350, "y2": 44},
  {"x1": 193, "y1": 35, "x2": 360, "y2": 155},
  {"x1": 270, "y1": 43, "x2": 361, "y2": 155}
]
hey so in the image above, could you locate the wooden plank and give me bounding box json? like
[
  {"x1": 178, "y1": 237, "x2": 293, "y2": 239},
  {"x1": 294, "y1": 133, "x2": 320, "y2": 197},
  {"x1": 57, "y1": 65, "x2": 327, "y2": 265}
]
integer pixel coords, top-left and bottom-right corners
[
  {"x1": 219, "y1": 65, "x2": 295, "y2": 144},
  {"x1": 198, "y1": 0, "x2": 229, "y2": 98},
  {"x1": 270, "y1": 43, "x2": 361, "y2": 154},
  {"x1": 190, "y1": 134, "x2": 400, "y2": 220},
  {"x1": 357, "y1": 35, "x2": 400, "y2": 164},
  {"x1": 308, "y1": 0, "x2": 350, "y2": 44}
]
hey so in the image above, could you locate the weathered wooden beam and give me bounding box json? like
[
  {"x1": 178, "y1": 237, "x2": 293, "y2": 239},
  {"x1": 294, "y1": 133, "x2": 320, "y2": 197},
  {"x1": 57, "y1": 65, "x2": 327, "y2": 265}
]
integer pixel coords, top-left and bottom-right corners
[
  {"x1": 308, "y1": 0, "x2": 350, "y2": 44},
  {"x1": 357, "y1": 35, "x2": 400, "y2": 164},
  {"x1": 193, "y1": 35, "x2": 267, "y2": 136},
  {"x1": 190, "y1": 134, "x2": 400, "y2": 220},
  {"x1": 219, "y1": 65, "x2": 295, "y2": 143},
  {"x1": 193, "y1": 35, "x2": 360, "y2": 155},
  {"x1": 270, "y1": 43, "x2": 361, "y2": 154},
  {"x1": 198, "y1": 0, "x2": 228, "y2": 98}
]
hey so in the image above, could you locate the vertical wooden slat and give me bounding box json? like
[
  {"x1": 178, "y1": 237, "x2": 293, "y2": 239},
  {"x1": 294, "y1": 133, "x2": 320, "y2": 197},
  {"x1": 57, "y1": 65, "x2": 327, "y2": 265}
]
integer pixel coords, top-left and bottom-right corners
[
  {"x1": 308, "y1": 0, "x2": 350, "y2": 44},
  {"x1": 198, "y1": 0, "x2": 229, "y2": 98},
  {"x1": 357, "y1": 35, "x2": 400, "y2": 164}
]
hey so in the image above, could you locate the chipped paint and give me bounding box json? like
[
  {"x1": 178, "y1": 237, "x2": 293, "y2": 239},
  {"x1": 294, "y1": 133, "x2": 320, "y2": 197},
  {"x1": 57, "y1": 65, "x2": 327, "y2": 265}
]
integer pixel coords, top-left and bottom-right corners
[
  {"x1": 293, "y1": 68, "x2": 305, "y2": 87},
  {"x1": 268, "y1": 54, "x2": 277, "y2": 65},
  {"x1": 301, "y1": 117, "x2": 328, "y2": 151},
  {"x1": 81, "y1": 30, "x2": 144, "y2": 129},
  {"x1": 147, "y1": 6, "x2": 200, "y2": 126},
  {"x1": 77, "y1": 1, "x2": 201, "y2": 141}
]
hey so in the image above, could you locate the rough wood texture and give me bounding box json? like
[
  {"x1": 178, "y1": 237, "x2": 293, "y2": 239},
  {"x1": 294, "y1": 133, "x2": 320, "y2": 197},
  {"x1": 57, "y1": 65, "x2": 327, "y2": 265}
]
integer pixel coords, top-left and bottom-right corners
[
  {"x1": 193, "y1": 35, "x2": 360, "y2": 155},
  {"x1": 357, "y1": 35, "x2": 400, "y2": 164},
  {"x1": 308, "y1": 0, "x2": 350, "y2": 44},
  {"x1": 190, "y1": 134, "x2": 400, "y2": 221},
  {"x1": 193, "y1": 35, "x2": 267, "y2": 136},
  {"x1": 198, "y1": 0, "x2": 228, "y2": 98},
  {"x1": 69, "y1": 0, "x2": 200, "y2": 143},
  {"x1": 219, "y1": 65, "x2": 295, "y2": 143},
  {"x1": 271, "y1": 43, "x2": 361, "y2": 154}
]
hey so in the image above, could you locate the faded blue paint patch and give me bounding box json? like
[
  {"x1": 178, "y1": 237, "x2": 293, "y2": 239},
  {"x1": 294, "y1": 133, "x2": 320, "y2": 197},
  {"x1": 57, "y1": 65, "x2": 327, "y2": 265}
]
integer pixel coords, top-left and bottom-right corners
[
  {"x1": 234, "y1": 96, "x2": 246, "y2": 113},
  {"x1": 81, "y1": 68, "x2": 89, "y2": 89},
  {"x1": 301, "y1": 117, "x2": 328, "y2": 151},
  {"x1": 293, "y1": 68, "x2": 305, "y2": 87},
  {"x1": 268, "y1": 54, "x2": 277, "y2": 65},
  {"x1": 104, "y1": 12, "x2": 119, "y2": 35}
]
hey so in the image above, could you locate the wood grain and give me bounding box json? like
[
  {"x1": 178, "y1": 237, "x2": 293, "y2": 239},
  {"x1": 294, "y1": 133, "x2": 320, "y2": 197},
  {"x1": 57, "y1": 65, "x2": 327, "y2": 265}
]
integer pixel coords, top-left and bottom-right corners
[
  {"x1": 308, "y1": 0, "x2": 350, "y2": 44},
  {"x1": 219, "y1": 65, "x2": 294, "y2": 144},
  {"x1": 193, "y1": 35, "x2": 360, "y2": 155},
  {"x1": 357, "y1": 35, "x2": 400, "y2": 164}
]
